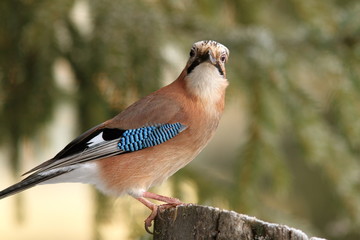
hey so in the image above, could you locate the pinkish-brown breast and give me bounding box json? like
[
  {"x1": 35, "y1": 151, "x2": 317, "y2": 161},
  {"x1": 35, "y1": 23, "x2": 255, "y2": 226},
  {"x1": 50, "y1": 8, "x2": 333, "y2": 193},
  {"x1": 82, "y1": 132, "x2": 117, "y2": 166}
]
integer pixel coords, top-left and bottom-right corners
[{"x1": 96, "y1": 74, "x2": 226, "y2": 196}]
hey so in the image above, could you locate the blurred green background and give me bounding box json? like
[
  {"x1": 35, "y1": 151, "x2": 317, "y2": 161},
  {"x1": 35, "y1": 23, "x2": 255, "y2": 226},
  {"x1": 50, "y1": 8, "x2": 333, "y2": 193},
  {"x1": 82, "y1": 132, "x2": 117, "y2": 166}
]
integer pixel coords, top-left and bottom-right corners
[{"x1": 0, "y1": 0, "x2": 360, "y2": 239}]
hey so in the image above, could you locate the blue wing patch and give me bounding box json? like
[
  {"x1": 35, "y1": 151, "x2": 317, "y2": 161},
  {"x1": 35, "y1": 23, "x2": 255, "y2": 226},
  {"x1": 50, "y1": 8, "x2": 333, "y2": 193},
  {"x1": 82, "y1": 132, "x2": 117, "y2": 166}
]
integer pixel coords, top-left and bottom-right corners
[{"x1": 118, "y1": 123, "x2": 187, "y2": 152}]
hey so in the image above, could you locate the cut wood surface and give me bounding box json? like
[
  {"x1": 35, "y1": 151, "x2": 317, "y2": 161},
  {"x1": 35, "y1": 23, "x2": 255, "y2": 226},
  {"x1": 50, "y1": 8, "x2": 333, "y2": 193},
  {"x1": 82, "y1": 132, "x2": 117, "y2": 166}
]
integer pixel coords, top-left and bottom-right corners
[{"x1": 153, "y1": 204, "x2": 326, "y2": 240}]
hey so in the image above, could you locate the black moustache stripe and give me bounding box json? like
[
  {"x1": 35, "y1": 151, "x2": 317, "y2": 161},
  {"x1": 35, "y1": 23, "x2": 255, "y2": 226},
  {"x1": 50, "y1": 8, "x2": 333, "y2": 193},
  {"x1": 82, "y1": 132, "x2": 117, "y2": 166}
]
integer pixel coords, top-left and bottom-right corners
[
  {"x1": 187, "y1": 53, "x2": 210, "y2": 74},
  {"x1": 215, "y1": 62, "x2": 224, "y2": 76}
]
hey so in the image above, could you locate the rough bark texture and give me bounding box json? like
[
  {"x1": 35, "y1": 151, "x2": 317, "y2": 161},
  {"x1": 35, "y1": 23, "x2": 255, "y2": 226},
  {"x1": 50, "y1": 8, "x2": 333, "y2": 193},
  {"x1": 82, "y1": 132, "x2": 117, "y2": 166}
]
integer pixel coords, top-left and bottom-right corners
[{"x1": 153, "y1": 204, "x2": 326, "y2": 240}]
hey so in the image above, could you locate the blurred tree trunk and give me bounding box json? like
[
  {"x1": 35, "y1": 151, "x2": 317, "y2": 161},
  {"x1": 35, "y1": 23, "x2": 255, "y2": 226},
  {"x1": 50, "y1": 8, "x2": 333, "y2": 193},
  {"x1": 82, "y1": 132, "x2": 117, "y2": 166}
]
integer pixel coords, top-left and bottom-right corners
[{"x1": 154, "y1": 205, "x2": 325, "y2": 240}]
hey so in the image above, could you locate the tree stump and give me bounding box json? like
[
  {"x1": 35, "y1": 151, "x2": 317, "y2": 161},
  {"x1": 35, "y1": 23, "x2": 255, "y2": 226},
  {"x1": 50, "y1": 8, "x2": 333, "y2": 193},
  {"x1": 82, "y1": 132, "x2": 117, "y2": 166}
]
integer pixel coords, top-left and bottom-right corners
[{"x1": 153, "y1": 204, "x2": 326, "y2": 240}]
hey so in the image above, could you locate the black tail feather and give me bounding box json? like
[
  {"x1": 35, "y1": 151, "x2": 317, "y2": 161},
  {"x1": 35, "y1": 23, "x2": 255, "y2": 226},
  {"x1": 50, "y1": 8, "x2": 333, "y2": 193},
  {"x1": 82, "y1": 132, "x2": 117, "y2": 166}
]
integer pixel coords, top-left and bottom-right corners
[{"x1": 0, "y1": 170, "x2": 70, "y2": 200}]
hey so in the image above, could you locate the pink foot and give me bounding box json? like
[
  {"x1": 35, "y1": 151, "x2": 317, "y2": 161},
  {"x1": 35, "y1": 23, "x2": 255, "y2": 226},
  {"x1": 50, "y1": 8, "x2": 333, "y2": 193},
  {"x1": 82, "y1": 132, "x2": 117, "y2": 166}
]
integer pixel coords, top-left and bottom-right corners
[{"x1": 135, "y1": 192, "x2": 185, "y2": 234}]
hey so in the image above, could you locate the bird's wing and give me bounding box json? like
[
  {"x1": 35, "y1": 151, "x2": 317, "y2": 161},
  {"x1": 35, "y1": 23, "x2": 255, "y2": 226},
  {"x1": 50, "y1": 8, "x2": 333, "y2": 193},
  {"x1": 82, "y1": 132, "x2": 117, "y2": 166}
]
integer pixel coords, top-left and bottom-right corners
[
  {"x1": 24, "y1": 123, "x2": 187, "y2": 176},
  {"x1": 24, "y1": 94, "x2": 186, "y2": 176}
]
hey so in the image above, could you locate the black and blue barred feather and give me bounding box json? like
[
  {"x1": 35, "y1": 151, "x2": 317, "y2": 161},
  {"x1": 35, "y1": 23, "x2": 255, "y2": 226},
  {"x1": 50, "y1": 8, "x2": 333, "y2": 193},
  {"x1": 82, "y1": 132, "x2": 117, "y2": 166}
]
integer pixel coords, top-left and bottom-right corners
[{"x1": 118, "y1": 123, "x2": 186, "y2": 152}]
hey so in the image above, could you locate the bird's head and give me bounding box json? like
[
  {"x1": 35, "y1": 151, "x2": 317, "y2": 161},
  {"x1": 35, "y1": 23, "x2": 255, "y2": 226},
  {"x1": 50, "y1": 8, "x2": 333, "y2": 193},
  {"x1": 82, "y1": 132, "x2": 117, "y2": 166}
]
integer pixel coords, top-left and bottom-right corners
[
  {"x1": 187, "y1": 40, "x2": 229, "y2": 78},
  {"x1": 183, "y1": 40, "x2": 229, "y2": 102}
]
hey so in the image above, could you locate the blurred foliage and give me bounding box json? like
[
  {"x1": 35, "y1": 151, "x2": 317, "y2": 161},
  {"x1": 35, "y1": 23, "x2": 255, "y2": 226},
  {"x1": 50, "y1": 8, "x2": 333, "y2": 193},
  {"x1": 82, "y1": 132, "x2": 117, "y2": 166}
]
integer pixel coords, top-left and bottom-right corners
[{"x1": 1, "y1": 0, "x2": 360, "y2": 240}]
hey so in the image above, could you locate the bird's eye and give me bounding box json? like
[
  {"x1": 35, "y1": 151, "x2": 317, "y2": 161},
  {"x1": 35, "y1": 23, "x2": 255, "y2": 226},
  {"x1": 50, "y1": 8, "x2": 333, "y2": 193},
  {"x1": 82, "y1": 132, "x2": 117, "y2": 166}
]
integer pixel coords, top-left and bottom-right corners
[
  {"x1": 220, "y1": 55, "x2": 226, "y2": 63},
  {"x1": 189, "y1": 48, "x2": 196, "y2": 58}
]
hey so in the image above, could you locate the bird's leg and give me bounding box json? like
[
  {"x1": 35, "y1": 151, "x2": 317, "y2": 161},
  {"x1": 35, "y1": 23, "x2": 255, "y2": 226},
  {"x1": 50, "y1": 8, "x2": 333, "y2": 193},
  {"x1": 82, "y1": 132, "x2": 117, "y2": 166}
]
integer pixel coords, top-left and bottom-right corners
[
  {"x1": 142, "y1": 191, "x2": 183, "y2": 205},
  {"x1": 135, "y1": 192, "x2": 185, "y2": 234}
]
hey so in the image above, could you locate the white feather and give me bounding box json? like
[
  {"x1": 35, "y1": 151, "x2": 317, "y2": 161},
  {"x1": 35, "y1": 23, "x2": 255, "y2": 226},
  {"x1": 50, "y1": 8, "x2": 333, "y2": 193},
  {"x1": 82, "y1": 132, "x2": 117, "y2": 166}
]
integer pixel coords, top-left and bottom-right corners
[
  {"x1": 39, "y1": 162, "x2": 102, "y2": 185},
  {"x1": 186, "y1": 62, "x2": 228, "y2": 106},
  {"x1": 87, "y1": 132, "x2": 105, "y2": 147}
]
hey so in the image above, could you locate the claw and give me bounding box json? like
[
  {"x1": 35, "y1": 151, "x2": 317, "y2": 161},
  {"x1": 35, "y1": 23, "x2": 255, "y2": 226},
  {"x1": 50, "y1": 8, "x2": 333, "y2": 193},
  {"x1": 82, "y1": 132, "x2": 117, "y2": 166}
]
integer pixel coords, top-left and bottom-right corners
[{"x1": 144, "y1": 204, "x2": 158, "y2": 234}]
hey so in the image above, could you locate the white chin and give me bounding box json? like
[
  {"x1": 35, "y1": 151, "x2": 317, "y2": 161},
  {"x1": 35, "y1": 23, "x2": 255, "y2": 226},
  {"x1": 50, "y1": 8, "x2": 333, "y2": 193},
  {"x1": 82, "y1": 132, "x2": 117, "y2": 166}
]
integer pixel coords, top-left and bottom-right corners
[{"x1": 186, "y1": 62, "x2": 228, "y2": 101}]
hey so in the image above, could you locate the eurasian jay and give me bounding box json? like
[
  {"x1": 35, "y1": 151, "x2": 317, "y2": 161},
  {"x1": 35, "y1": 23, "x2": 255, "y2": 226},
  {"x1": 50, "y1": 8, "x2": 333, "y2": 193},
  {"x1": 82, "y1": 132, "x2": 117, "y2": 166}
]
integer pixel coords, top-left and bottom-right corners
[{"x1": 0, "y1": 40, "x2": 229, "y2": 232}]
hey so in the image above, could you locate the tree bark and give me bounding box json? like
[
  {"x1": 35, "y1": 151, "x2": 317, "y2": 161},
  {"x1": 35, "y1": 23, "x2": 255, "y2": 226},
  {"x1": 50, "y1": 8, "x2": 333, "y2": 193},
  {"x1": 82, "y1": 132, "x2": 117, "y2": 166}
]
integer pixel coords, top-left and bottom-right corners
[{"x1": 153, "y1": 204, "x2": 326, "y2": 240}]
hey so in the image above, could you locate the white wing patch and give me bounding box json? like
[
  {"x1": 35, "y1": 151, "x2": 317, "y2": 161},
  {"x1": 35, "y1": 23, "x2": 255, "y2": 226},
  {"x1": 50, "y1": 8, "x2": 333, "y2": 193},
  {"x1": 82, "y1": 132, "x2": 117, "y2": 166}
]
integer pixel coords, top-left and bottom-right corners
[{"x1": 87, "y1": 132, "x2": 105, "y2": 147}]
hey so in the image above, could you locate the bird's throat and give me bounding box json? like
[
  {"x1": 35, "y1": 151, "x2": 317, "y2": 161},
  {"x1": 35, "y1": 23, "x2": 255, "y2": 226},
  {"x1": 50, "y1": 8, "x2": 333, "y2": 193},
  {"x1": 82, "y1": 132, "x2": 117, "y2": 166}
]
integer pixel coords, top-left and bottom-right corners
[{"x1": 185, "y1": 63, "x2": 228, "y2": 104}]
